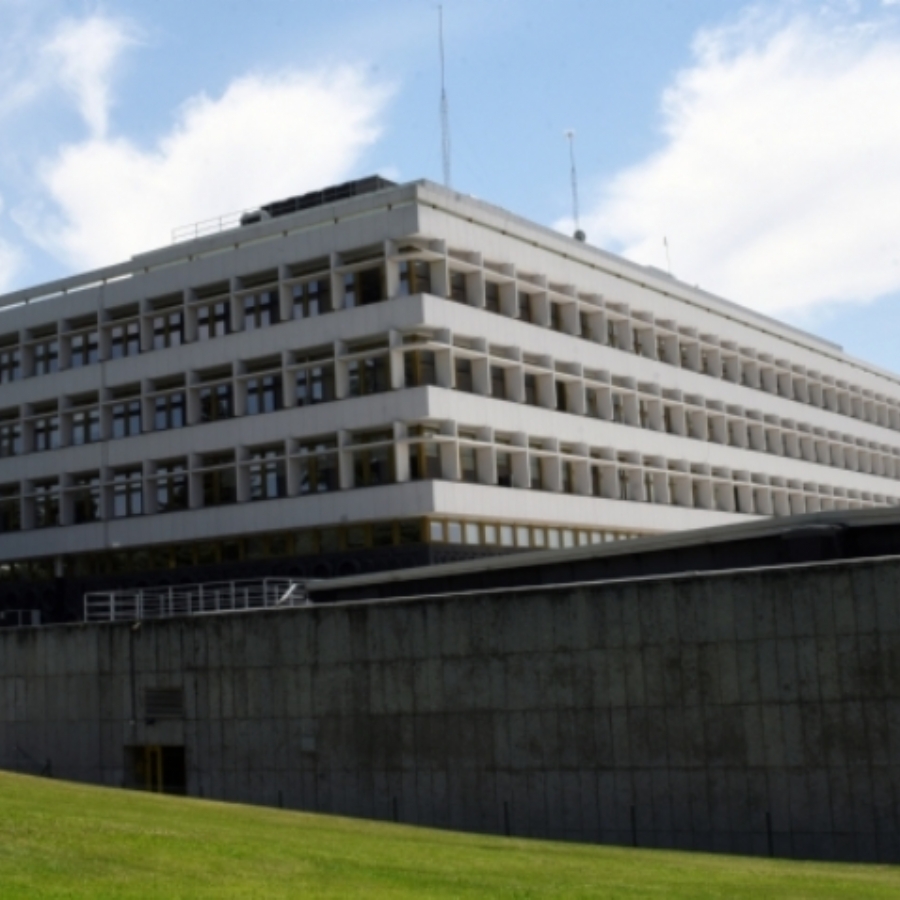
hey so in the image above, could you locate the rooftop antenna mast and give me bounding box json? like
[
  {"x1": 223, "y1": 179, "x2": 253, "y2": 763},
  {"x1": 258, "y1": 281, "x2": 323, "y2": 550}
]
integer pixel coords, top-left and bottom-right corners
[
  {"x1": 439, "y1": 5, "x2": 452, "y2": 188},
  {"x1": 565, "y1": 130, "x2": 585, "y2": 241}
]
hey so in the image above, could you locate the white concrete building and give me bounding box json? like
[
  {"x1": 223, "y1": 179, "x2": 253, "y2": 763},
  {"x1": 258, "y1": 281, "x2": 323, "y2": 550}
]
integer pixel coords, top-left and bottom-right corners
[{"x1": 1, "y1": 176, "x2": 899, "y2": 615}]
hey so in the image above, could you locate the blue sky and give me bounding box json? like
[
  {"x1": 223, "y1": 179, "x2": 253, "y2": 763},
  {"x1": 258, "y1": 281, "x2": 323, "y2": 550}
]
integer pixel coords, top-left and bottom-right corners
[{"x1": 2, "y1": 0, "x2": 900, "y2": 370}]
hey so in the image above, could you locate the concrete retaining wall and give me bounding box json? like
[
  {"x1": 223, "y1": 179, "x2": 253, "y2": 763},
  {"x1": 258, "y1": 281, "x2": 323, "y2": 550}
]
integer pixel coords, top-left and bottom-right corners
[{"x1": 2, "y1": 557, "x2": 899, "y2": 862}]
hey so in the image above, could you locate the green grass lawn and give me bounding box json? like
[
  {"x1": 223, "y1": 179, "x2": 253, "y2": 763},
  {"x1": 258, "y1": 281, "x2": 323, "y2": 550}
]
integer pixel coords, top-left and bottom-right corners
[{"x1": 0, "y1": 771, "x2": 898, "y2": 899}]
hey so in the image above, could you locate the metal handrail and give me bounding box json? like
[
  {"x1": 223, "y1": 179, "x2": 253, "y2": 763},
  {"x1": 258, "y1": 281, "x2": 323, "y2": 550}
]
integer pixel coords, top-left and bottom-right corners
[
  {"x1": 83, "y1": 577, "x2": 307, "y2": 623},
  {"x1": 171, "y1": 209, "x2": 252, "y2": 243}
]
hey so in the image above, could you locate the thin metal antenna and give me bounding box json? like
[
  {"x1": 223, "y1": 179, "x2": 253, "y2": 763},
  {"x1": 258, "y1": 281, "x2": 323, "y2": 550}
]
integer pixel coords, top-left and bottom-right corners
[
  {"x1": 565, "y1": 130, "x2": 585, "y2": 241},
  {"x1": 664, "y1": 236, "x2": 673, "y2": 275},
  {"x1": 439, "y1": 5, "x2": 452, "y2": 188}
]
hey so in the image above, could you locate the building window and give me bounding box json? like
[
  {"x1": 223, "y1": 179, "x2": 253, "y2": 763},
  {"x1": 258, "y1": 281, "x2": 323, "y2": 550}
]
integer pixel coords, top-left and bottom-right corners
[
  {"x1": 612, "y1": 394, "x2": 624, "y2": 424},
  {"x1": 517, "y1": 292, "x2": 532, "y2": 323},
  {"x1": 668, "y1": 477, "x2": 679, "y2": 505},
  {"x1": 0, "y1": 485, "x2": 20, "y2": 532},
  {"x1": 448, "y1": 271, "x2": 467, "y2": 303},
  {"x1": 490, "y1": 366, "x2": 506, "y2": 400},
  {"x1": 71, "y1": 405, "x2": 101, "y2": 445},
  {"x1": 639, "y1": 401, "x2": 650, "y2": 429},
  {"x1": 606, "y1": 321, "x2": 618, "y2": 349},
  {"x1": 243, "y1": 291, "x2": 280, "y2": 330},
  {"x1": 152, "y1": 309, "x2": 183, "y2": 350},
  {"x1": 109, "y1": 320, "x2": 140, "y2": 359},
  {"x1": 155, "y1": 461, "x2": 189, "y2": 513},
  {"x1": 33, "y1": 480, "x2": 60, "y2": 528},
  {"x1": 33, "y1": 407, "x2": 60, "y2": 451},
  {"x1": 409, "y1": 430, "x2": 442, "y2": 480},
  {"x1": 295, "y1": 363, "x2": 336, "y2": 406},
  {"x1": 154, "y1": 390, "x2": 186, "y2": 430},
  {"x1": 246, "y1": 375, "x2": 283, "y2": 415},
  {"x1": 70, "y1": 331, "x2": 99, "y2": 367},
  {"x1": 530, "y1": 456, "x2": 543, "y2": 490},
  {"x1": 485, "y1": 281, "x2": 501, "y2": 313},
  {"x1": 292, "y1": 277, "x2": 331, "y2": 319},
  {"x1": 249, "y1": 448, "x2": 286, "y2": 501},
  {"x1": 297, "y1": 440, "x2": 338, "y2": 494},
  {"x1": 351, "y1": 431, "x2": 395, "y2": 487},
  {"x1": 71, "y1": 474, "x2": 101, "y2": 524},
  {"x1": 111, "y1": 396, "x2": 142, "y2": 439},
  {"x1": 549, "y1": 303, "x2": 563, "y2": 332},
  {"x1": 33, "y1": 337, "x2": 59, "y2": 376},
  {"x1": 618, "y1": 470, "x2": 629, "y2": 500},
  {"x1": 200, "y1": 453, "x2": 236, "y2": 507},
  {"x1": 496, "y1": 451, "x2": 512, "y2": 487},
  {"x1": 404, "y1": 350, "x2": 437, "y2": 387},
  {"x1": 459, "y1": 445, "x2": 478, "y2": 483},
  {"x1": 397, "y1": 260, "x2": 432, "y2": 296},
  {"x1": 347, "y1": 356, "x2": 390, "y2": 397},
  {"x1": 580, "y1": 312, "x2": 593, "y2": 340},
  {"x1": 197, "y1": 300, "x2": 231, "y2": 340},
  {"x1": 0, "y1": 414, "x2": 22, "y2": 457},
  {"x1": 0, "y1": 343, "x2": 22, "y2": 382},
  {"x1": 556, "y1": 381, "x2": 568, "y2": 412},
  {"x1": 455, "y1": 358, "x2": 474, "y2": 393},
  {"x1": 199, "y1": 384, "x2": 233, "y2": 423},
  {"x1": 112, "y1": 469, "x2": 143, "y2": 518},
  {"x1": 344, "y1": 267, "x2": 383, "y2": 307}
]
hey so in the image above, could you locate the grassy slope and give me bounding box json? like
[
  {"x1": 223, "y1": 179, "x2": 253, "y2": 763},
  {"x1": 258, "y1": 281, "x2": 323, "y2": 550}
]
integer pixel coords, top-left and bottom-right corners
[{"x1": 0, "y1": 772, "x2": 898, "y2": 899}]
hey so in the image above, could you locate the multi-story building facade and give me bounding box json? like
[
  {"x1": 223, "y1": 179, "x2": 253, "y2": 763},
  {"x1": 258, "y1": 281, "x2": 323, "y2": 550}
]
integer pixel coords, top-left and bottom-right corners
[{"x1": 1, "y1": 176, "x2": 899, "y2": 620}]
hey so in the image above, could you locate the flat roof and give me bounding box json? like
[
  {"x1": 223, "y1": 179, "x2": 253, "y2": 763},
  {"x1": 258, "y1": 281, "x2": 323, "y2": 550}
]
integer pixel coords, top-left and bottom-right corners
[{"x1": 5, "y1": 176, "x2": 900, "y2": 388}]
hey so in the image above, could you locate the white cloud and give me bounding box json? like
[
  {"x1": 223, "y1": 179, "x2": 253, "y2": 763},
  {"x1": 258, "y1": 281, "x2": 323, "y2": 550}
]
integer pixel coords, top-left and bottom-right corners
[
  {"x1": 0, "y1": 197, "x2": 22, "y2": 293},
  {"x1": 43, "y1": 15, "x2": 137, "y2": 138},
  {"x1": 0, "y1": 12, "x2": 134, "y2": 132},
  {"x1": 0, "y1": 239, "x2": 22, "y2": 293},
  {"x1": 18, "y1": 68, "x2": 392, "y2": 269},
  {"x1": 576, "y1": 10, "x2": 900, "y2": 317},
  {"x1": 0, "y1": 191, "x2": 19, "y2": 292}
]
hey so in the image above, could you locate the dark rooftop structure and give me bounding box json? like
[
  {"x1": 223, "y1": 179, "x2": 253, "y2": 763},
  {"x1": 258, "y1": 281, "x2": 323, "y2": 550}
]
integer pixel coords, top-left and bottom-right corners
[{"x1": 308, "y1": 505, "x2": 900, "y2": 604}]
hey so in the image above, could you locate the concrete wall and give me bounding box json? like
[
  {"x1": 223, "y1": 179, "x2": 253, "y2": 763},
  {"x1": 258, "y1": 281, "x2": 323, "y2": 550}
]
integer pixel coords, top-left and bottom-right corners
[{"x1": 2, "y1": 556, "x2": 899, "y2": 863}]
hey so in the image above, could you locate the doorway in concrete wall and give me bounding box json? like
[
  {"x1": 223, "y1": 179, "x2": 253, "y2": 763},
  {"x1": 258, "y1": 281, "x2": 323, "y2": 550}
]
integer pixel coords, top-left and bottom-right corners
[{"x1": 125, "y1": 746, "x2": 186, "y2": 795}]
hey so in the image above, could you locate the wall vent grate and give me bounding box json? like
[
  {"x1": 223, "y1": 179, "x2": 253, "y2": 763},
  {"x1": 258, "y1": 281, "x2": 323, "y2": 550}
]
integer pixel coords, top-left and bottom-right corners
[{"x1": 144, "y1": 687, "x2": 185, "y2": 719}]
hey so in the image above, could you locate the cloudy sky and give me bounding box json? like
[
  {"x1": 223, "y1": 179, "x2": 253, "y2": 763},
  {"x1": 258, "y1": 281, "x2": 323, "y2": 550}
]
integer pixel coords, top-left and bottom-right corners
[{"x1": 1, "y1": 0, "x2": 899, "y2": 369}]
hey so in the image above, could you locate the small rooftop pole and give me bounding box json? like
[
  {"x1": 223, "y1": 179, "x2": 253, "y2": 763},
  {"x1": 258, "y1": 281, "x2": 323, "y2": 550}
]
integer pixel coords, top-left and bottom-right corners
[
  {"x1": 439, "y1": 5, "x2": 452, "y2": 189},
  {"x1": 565, "y1": 130, "x2": 585, "y2": 241}
]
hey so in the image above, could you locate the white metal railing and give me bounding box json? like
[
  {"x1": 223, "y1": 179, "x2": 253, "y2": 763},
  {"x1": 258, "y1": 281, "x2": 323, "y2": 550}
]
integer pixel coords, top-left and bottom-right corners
[
  {"x1": 83, "y1": 578, "x2": 307, "y2": 623},
  {"x1": 171, "y1": 209, "x2": 254, "y2": 243}
]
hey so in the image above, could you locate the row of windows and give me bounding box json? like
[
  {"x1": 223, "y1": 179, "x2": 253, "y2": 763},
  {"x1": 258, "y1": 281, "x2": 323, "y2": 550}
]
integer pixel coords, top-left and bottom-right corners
[
  {"x1": 405, "y1": 423, "x2": 900, "y2": 514},
  {"x1": 3, "y1": 329, "x2": 899, "y2": 489},
  {"x1": 403, "y1": 337, "x2": 900, "y2": 481},
  {"x1": 0, "y1": 261, "x2": 376, "y2": 379},
  {"x1": 0, "y1": 517, "x2": 640, "y2": 582},
  {"x1": 2, "y1": 244, "x2": 897, "y2": 439},
  {"x1": 0, "y1": 419, "x2": 896, "y2": 535}
]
